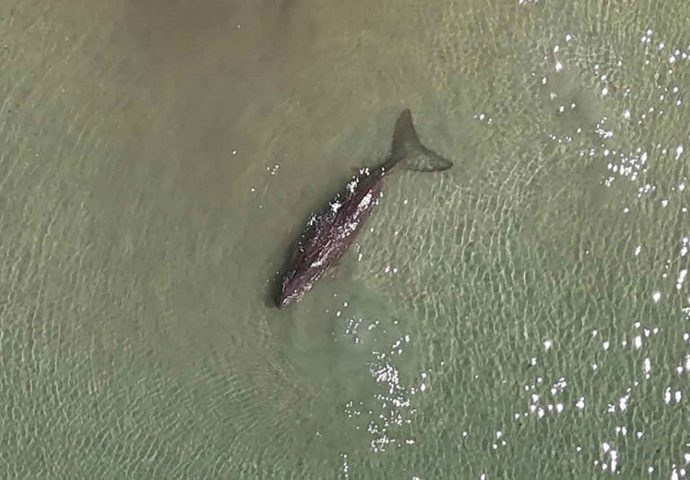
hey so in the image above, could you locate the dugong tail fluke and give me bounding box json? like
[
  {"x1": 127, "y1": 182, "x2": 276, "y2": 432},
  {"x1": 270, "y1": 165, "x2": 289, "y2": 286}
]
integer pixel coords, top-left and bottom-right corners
[
  {"x1": 276, "y1": 109, "x2": 454, "y2": 308},
  {"x1": 385, "y1": 109, "x2": 454, "y2": 172}
]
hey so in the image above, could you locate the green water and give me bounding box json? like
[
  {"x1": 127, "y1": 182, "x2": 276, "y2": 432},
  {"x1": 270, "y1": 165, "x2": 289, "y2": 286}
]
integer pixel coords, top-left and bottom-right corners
[{"x1": 1, "y1": 0, "x2": 689, "y2": 478}]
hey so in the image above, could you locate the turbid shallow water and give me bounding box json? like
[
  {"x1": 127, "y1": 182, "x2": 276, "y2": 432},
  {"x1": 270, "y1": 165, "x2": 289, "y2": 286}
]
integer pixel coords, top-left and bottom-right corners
[{"x1": 1, "y1": 0, "x2": 689, "y2": 478}]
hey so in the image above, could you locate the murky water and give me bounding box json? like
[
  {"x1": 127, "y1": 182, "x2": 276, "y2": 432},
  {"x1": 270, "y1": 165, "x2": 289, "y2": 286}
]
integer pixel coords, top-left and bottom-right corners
[{"x1": 1, "y1": 0, "x2": 689, "y2": 478}]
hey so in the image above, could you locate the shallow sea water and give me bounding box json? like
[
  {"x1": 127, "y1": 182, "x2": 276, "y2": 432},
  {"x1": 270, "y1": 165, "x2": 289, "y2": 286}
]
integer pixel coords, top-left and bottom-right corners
[{"x1": 1, "y1": 0, "x2": 689, "y2": 478}]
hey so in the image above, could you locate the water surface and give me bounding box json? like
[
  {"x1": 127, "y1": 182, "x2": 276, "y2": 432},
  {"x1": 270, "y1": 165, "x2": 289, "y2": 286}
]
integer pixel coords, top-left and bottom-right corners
[{"x1": 1, "y1": 0, "x2": 689, "y2": 478}]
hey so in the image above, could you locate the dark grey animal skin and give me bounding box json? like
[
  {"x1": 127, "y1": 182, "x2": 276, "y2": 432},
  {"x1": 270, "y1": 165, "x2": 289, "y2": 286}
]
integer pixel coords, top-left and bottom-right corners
[{"x1": 276, "y1": 109, "x2": 453, "y2": 308}]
